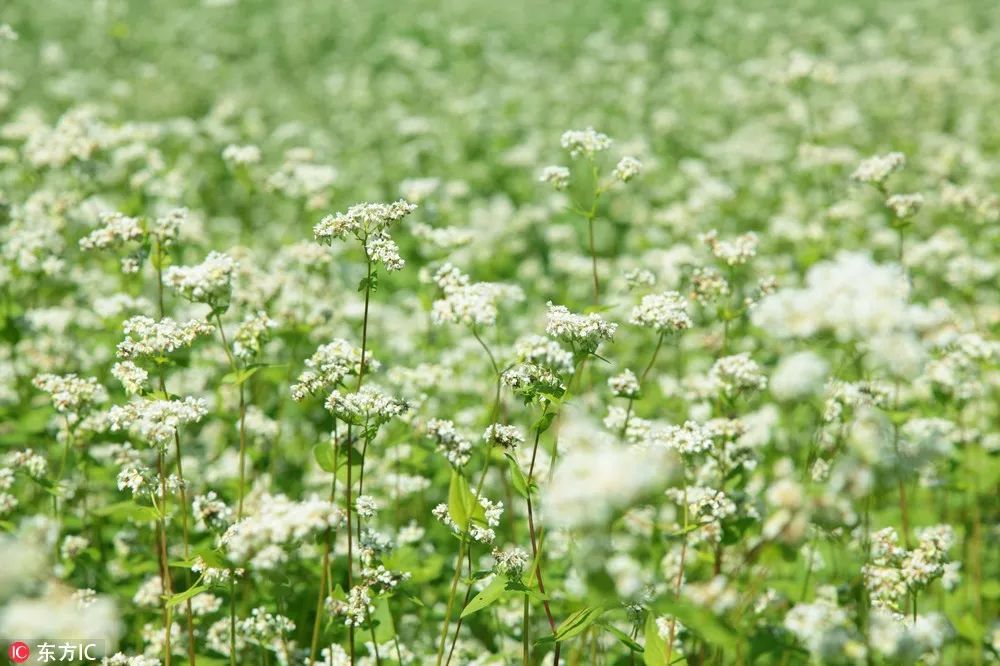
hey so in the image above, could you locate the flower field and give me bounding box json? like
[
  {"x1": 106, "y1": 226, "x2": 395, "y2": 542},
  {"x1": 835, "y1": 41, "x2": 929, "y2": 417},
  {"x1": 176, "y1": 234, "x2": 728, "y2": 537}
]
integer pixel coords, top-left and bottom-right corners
[{"x1": 0, "y1": 1, "x2": 998, "y2": 664}]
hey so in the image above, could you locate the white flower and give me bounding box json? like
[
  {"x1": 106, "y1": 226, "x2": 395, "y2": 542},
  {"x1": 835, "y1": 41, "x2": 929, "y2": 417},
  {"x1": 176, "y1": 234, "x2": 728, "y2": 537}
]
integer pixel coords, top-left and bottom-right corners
[
  {"x1": 291, "y1": 339, "x2": 373, "y2": 401},
  {"x1": 613, "y1": 156, "x2": 642, "y2": 182},
  {"x1": 539, "y1": 165, "x2": 570, "y2": 190},
  {"x1": 630, "y1": 291, "x2": 691, "y2": 332},
  {"x1": 709, "y1": 353, "x2": 767, "y2": 396},
  {"x1": 608, "y1": 369, "x2": 640, "y2": 399},
  {"x1": 545, "y1": 302, "x2": 618, "y2": 354},
  {"x1": 560, "y1": 128, "x2": 612, "y2": 159},
  {"x1": 117, "y1": 316, "x2": 214, "y2": 359},
  {"x1": 483, "y1": 424, "x2": 524, "y2": 450},
  {"x1": 222, "y1": 144, "x2": 261, "y2": 166},
  {"x1": 111, "y1": 361, "x2": 149, "y2": 395},
  {"x1": 885, "y1": 192, "x2": 924, "y2": 219},
  {"x1": 851, "y1": 152, "x2": 905, "y2": 185},
  {"x1": 324, "y1": 385, "x2": 408, "y2": 428},
  {"x1": 107, "y1": 397, "x2": 209, "y2": 448},
  {"x1": 79, "y1": 212, "x2": 143, "y2": 251},
  {"x1": 164, "y1": 251, "x2": 236, "y2": 304},
  {"x1": 314, "y1": 200, "x2": 416, "y2": 242},
  {"x1": 701, "y1": 230, "x2": 759, "y2": 266}
]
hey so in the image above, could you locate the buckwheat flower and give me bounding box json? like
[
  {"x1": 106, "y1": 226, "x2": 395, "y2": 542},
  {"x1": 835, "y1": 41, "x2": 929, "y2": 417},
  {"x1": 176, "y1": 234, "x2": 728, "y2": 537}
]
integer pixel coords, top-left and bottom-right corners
[
  {"x1": 613, "y1": 156, "x2": 642, "y2": 182},
  {"x1": 700, "y1": 230, "x2": 759, "y2": 266},
  {"x1": 483, "y1": 424, "x2": 524, "y2": 450},
  {"x1": 502, "y1": 362, "x2": 565, "y2": 402},
  {"x1": 222, "y1": 143, "x2": 261, "y2": 167},
  {"x1": 708, "y1": 353, "x2": 767, "y2": 396},
  {"x1": 513, "y1": 335, "x2": 575, "y2": 376},
  {"x1": 150, "y1": 208, "x2": 185, "y2": 246},
  {"x1": 116, "y1": 467, "x2": 150, "y2": 495},
  {"x1": 608, "y1": 369, "x2": 640, "y2": 399},
  {"x1": 237, "y1": 607, "x2": 295, "y2": 646},
  {"x1": 324, "y1": 385, "x2": 408, "y2": 429},
  {"x1": 539, "y1": 165, "x2": 570, "y2": 190},
  {"x1": 60, "y1": 534, "x2": 89, "y2": 559},
  {"x1": 192, "y1": 491, "x2": 233, "y2": 531},
  {"x1": 0, "y1": 468, "x2": 12, "y2": 490},
  {"x1": 784, "y1": 596, "x2": 862, "y2": 661},
  {"x1": 79, "y1": 212, "x2": 143, "y2": 251},
  {"x1": 117, "y1": 316, "x2": 214, "y2": 359},
  {"x1": 426, "y1": 419, "x2": 473, "y2": 467},
  {"x1": 164, "y1": 251, "x2": 236, "y2": 305},
  {"x1": 329, "y1": 585, "x2": 374, "y2": 628},
  {"x1": 811, "y1": 458, "x2": 830, "y2": 482},
  {"x1": 111, "y1": 361, "x2": 148, "y2": 395},
  {"x1": 355, "y1": 495, "x2": 378, "y2": 518},
  {"x1": 313, "y1": 200, "x2": 417, "y2": 242},
  {"x1": 560, "y1": 127, "x2": 612, "y2": 159},
  {"x1": 545, "y1": 302, "x2": 617, "y2": 354},
  {"x1": 431, "y1": 264, "x2": 524, "y2": 327},
  {"x1": 432, "y1": 503, "x2": 457, "y2": 530},
  {"x1": 0, "y1": 24, "x2": 18, "y2": 41},
  {"x1": 291, "y1": 339, "x2": 372, "y2": 401},
  {"x1": 192, "y1": 556, "x2": 245, "y2": 584},
  {"x1": 232, "y1": 310, "x2": 276, "y2": 360},
  {"x1": 492, "y1": 547, "x2": 530, "y2": 578},
  {"x1": 851, "y1": 152, "x2": 905, "y2": 185},
  {"x1": 630, "y1": 291, "x2": 692, "y2": 332},
  {"x1": 222, "y1": 494, "x2": 344, "y2": 564},
  {"x1": 107, "y1": 397, "x2": 208, "y2": 449},
  {"x1": 885, "y1": 192, "x2": 924, "y2": 219},
  {"x1": 0, "y1": 492, "x2": 16, "y2": 515},
  {"x1": 364, "y1": 231, "x2": 405, "y2": 271},
  {"x1": 33, "y1": 373, "x2": 107, "y2": 417},
  {"x1": 690, "y1": 267, "x2": 730, "y2": 303}
]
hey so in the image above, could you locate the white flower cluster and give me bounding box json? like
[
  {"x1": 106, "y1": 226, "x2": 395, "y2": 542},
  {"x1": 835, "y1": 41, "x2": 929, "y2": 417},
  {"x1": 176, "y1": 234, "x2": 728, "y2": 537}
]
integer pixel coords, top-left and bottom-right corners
[
  {"x1": 192, "y1": 491, "x2": 233, "y2": 531},
  {"x1": 314, "y1": 200, "x2": 417, "y2": 241},
  {"x1": 851, "y1": 151, "x2": 905, "y2": 185},
  {"x1": 329, "y1": 585, "x2": 373, "y2": 628},
  {"x1": 111, "y1": 361, "x2": 149, "y2": 395},
  {"x1": 885, "y1": 192, "x2": 924, "y2": 219},
  {"x1": 426, "y1": 418, "x2": 473, "y2": 467},
  {"x1": 784, "y1": 590, "x2": 865, "y2": 662},
  {"x1": 700, "y1": 230, "x2": 759, "y2": 266},
  {"x1": 823, "y1": 379, "x2": 891, "y2": 422},
  {"x1": 869, "y1": 609, "x2": 952, "y2": 663},
  {"x1": 164, "y1": 251, "x2": 236, "y2": 304},
  {"x1": 492, "y1": 547, "x2": 529, "y2": 577},
  {"x1": 545, "y1": 302, "x2": 618, "y2": 354},
  {"x1": 107, "y1": 397, "x2": 209, "y2": 448},
  {"x1": 612, "y1": 156, "x2": 642, "y2": 182},
  {"x1": 32, "y1": 373, "x2": 107, "y2": 416},
  {"x1": 431, "y1": 263, "x2": 524, "y2": 328},
  {"x1": 237, "y1": 607, "x2": 295, "y2": 645},
  {"x1": 864, "y1": 525, "x2": 956, "y2": 612},
  {"x1": 608, "y1": 369, "x2": 640, "y2": 399},
  {"x1": 232, "y1": 310, "x2": 276, "y2": 360},
  {"x1": 117, "y1": 316, "x2": 214, "y2": 359},
  {"x1": 290, "y1": 339, "x2": 372, "y2": 401},
  {"x1": 513, "y1": 335, "x2": 575, "y2": 376},
  {"x1": 483, "y1": 423, "x2": 524, "y2": 450},
  {"x1": 79, "y1": 212, "x2": 143, "y2": 251},
  {"x1": 752, "y1": 252, "x2": 912, "y2": 341},
  {"x1": 560, "y1": 127, "x2": 612, "y2": 159},
  {"x1": 222, "y1": 144, "x2": 261, "y2": 167},
  {"x1": 708, "y1": 353, "x2": 767, "y2": 396},
  {"x1": 501, "y1": 362, "x2": 565, "y2": 402},
  {"x1": 539, "y1": 165, "x2": 570, "y2": 190},
  {"x1": 629, "y1": 291, "x2": 692, "y2": 332},
  {"x1": 324, "y1": 385, "x2": 408, "y2": 429},
  {"x1": 364, "y1": 232, "x2": 405, "y2": 271},
  {"x1": 8, "y1": 449, "x2": 48, "y2": 478},
  {"x1": 222, "y1": 494, "x2": 345, "y2": 567}
]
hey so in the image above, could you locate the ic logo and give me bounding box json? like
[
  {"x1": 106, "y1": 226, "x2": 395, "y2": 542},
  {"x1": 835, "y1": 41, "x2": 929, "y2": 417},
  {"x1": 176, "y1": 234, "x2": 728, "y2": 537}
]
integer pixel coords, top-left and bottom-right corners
[{"x1": 7, "y1": 641, "x2": 30, "y2": 664}]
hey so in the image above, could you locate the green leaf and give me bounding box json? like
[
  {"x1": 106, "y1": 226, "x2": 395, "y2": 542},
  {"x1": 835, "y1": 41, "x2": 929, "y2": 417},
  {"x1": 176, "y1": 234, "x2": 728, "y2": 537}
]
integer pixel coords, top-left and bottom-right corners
[
  {"x1": 167, "y1": 584, "x2": 208, "y2": 608},
  {"x1": 460, "y1": 575, "x2": 508, "y2": 618},
  {"x1": 532, "y1": 411, "x2": 556, "y2": 435},
  {"x1": 644, "y1": 613, "x2": 667, "y2": 666},
  {"x1": 313, "y1": 443, "x2": 338, "y2": 473},
  {"x1": 222, "y1": 365, "x2": 262, "y2": 385},
  {"x1": 553, "y1": 606, "x2": 606, "y2": 642},
  {"x1": 372, "y1": 597, "x2": 396, "y2": 643},
  {"x1": 599, "y1": 622, "x2": 642, "y2": 653},
  {"x1": 95, "y1": 500, "x2": 160, "y2": 523},
  {"x1": 955, "y1": 613, "x2": 985, "y2": 644},
  {"x1": 653, "y1": 597, "x2": 738, "y2": 651},
  {"x1": 505, "y1": 453, "x2": 534, "y2": 499},
  {"x1": 448, "y1": 469, "x2": 471, "y2": 528}
]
